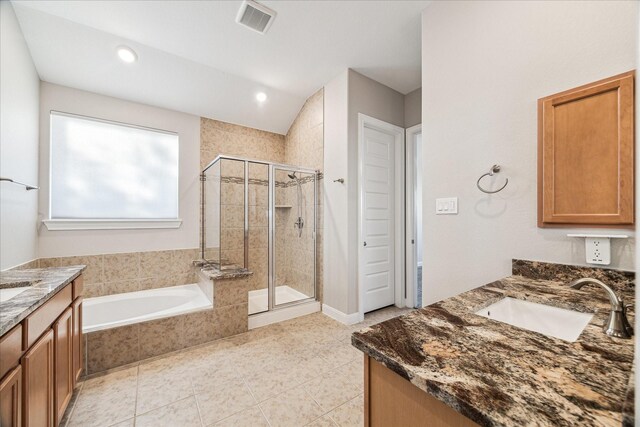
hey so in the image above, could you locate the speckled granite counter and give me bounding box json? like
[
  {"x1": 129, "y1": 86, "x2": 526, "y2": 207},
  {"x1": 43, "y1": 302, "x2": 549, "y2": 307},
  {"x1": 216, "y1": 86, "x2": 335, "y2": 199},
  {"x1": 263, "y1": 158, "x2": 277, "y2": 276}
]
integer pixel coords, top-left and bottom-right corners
[
  {"x1": 0, "y1": 266, "x2": 85, "y2": 336},
  {"x1": 199, "y1": 266, "x2": 253, "y2": 280},
  {"x1": 352, "y1": 260, "x2": 635, "y2": 426}
]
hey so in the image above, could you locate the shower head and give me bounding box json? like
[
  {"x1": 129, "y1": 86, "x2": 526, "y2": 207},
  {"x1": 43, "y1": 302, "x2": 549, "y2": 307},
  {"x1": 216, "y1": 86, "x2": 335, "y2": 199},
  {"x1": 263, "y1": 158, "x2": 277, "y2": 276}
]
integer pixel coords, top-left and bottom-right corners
[{"x1": 288, "y1": 172, "x2": 297, "y2": 180}]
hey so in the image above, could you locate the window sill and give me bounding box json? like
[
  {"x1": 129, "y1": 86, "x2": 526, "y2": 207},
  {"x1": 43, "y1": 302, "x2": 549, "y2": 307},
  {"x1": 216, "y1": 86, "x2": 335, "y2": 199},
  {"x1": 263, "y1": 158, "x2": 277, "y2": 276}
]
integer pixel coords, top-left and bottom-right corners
[{"x1": 42, "y1": 219, "x2": 183, "y2": 231}]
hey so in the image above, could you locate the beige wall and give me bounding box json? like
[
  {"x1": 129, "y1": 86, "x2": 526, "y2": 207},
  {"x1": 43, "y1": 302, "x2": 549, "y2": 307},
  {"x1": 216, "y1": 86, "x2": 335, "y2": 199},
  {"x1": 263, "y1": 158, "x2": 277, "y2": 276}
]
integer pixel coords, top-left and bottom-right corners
[
  {"x1": 404, "y1": 88, "x2": 422, "y2": 128},
  {"x1": 322, "y1": 71, "x2": 350, "y2": 315},
  {"x1": 38, "y1": 83, "x2": 201, "y2": 258},
  {"x1": 421, "y1": 0, "x2": 637, "y2": 305},
  {"x1": 323, "y1": 69, "x2": 406, "y2": 316},
  {"x1": 1, "y1": 2, "x2": 40, "y2": 270}
]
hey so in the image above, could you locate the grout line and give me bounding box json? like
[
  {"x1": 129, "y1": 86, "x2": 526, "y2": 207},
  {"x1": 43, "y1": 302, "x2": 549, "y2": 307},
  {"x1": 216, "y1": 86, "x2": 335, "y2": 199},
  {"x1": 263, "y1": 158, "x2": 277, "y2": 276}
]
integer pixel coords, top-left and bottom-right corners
[
  {"x1": 132, "y1": 364, "x2": 140, "y2": 425},
  {"x1": 192, "y1": 366, "x2": 208, "y2": 427}
]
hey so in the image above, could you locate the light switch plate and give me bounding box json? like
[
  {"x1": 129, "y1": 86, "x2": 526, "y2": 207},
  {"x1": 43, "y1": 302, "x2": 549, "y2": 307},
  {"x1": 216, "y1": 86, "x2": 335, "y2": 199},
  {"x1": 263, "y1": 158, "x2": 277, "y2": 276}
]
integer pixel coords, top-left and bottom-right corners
[
  {"x1": 585, "y1": 237, "x2": 610, "y2": 265},
  {"x1": 436, "y1": 197, "x2": 458, "y2": 215}
]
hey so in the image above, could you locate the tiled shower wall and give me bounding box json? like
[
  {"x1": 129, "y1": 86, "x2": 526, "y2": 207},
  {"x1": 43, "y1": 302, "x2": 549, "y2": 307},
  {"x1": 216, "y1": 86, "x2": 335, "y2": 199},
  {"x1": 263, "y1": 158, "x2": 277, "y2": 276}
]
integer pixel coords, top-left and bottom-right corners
[
  {"x1": 200, "y1": 92, "x2": 324, "y2": 303},
  {"x1": 200, "y1": 119, "x2": 283, "y2": 296},
  {"x1": 284, "y1": 89, "x2": 324, "y2": 302},
  {"x1": 276, "y1": 175, "x2": 317, "y2": 299},
  {"x1": 200, "y1": 118, "x2": 285, "y2": 170}
]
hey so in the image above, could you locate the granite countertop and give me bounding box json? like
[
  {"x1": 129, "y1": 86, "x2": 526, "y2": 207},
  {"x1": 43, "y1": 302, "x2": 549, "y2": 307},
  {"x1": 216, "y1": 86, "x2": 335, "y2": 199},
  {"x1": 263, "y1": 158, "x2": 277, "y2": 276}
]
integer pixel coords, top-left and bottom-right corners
[
  {"x1": 352, "y1": 260, "x2": 635, "y2": 427},
  {"x1": 199, "y1": 265, "x2": 253, "y2": 280},
  {"x1": 0, "y1": 266, "x2": 85, "y2": 336}
]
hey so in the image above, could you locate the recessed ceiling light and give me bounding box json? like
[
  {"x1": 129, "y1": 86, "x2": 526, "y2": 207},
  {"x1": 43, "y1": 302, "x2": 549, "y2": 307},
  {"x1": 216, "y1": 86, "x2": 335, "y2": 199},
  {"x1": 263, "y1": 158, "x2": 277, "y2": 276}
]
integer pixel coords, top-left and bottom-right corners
[
  {"x1": 117, "y1": 46, "x2": 137, "y2": 63},
  {"x1": 256, "y1": 92, "x2": 267, "y2": 102}
]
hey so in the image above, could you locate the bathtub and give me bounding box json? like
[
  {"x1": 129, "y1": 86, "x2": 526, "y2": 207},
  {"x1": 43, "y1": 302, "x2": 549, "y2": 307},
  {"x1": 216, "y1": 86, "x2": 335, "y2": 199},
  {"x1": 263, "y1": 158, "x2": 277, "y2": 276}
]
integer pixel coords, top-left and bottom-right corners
[{"x1": 83, "y1": 284, "x2": 212, "y2": 333}]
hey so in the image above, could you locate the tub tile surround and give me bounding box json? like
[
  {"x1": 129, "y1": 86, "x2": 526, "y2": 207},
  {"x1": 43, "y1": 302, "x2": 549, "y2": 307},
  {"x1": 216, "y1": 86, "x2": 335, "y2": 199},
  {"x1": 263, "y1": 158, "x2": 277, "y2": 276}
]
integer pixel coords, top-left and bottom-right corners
[
  {"x1": 64, "y1": 307, "x2": 407, "y2": 427},
  {"x1": 86, "y1": 272, "x2": 250, "y2": 374},
  {"x1": 34, "y1": 248, "x2": 200, "y2": 298},
  {"x1": 352, "y1": 261, "x2": 635, "y2": 426}
]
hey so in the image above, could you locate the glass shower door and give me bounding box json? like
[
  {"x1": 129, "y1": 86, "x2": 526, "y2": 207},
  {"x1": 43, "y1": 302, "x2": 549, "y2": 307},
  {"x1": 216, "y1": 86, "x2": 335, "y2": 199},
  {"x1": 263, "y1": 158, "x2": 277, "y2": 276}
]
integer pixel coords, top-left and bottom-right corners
[{"x1": 272, "y1": 167, "x2": 316, "y2": 307}]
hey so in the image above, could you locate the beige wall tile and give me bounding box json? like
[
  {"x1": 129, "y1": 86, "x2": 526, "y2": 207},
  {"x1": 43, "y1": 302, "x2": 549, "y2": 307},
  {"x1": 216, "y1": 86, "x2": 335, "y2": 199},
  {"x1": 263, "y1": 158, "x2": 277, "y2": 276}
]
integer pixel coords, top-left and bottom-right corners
[
  {"x1": 215, "y1": 277, "x2": 250, "y2": 307},
  {"x1": 214, "y1": 303, "x2": 248, "y2": 337},
  {"x1": 86, "y1": 324, "x2": 139, "y2": 375},
  {"x1": 171, "y1": 249, "x2": 199, "y2": 276},
  {"x1": 182, "y1": 309, "x2": 217, "y2": 346},
  {"x1": 139, "y1": 250, "x2": 173, "y2": 279},
  {"x1": 138, "y1": 316, "x2": 186, "y2": 360},
  {"x1": 104, "y1": 253, "x2": 140, "y2": 282},
  {"x1": 103, "y1": 280, "x2": 140, "y2": 295},
  {"x1": 57, "y1": 255, "x2": 103, "y2": 285}
]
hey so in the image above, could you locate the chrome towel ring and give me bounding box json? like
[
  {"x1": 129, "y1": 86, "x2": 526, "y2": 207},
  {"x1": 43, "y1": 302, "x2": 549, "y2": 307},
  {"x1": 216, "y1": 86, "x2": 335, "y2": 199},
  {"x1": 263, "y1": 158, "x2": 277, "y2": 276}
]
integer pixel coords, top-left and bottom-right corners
[{"x1": 477, "y1": 165, "x2": 508, "y2": 194}]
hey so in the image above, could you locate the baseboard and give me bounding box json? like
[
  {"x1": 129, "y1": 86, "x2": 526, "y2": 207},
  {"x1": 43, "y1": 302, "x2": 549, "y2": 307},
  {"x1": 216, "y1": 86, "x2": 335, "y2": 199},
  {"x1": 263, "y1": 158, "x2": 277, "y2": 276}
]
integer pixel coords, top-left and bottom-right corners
[
  {"x1": 248, "y1": 300, "x2": 321, "y2": 329},
  {"x1": 321, "y1": 304, "x2": 363, "y2": 325}
]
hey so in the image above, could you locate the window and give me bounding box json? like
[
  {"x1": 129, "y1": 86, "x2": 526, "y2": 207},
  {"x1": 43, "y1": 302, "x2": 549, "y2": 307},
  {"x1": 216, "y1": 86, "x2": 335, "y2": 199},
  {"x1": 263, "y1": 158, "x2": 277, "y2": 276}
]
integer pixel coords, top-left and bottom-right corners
[{"x1": 46, "y1": 112, "x2": 180, "y2": 230}]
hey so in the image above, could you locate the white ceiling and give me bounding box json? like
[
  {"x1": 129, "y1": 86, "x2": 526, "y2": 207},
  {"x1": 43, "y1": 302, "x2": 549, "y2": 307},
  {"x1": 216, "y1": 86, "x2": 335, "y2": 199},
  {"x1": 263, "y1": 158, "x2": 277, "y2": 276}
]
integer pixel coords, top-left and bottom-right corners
[{"x1": 12, "y1": 1, "x2": 428, "y2": 134}]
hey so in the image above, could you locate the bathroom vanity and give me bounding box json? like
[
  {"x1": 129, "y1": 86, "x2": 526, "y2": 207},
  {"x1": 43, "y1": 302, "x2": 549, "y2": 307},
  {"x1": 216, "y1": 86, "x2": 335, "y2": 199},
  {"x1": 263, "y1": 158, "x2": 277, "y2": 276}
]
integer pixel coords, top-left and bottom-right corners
[
  {"x1": 0, "y1": 266, "x2": 85, "y2": 427},
  {"x1": 352, "y1": 260, "x2": 635, "y2": 426}
]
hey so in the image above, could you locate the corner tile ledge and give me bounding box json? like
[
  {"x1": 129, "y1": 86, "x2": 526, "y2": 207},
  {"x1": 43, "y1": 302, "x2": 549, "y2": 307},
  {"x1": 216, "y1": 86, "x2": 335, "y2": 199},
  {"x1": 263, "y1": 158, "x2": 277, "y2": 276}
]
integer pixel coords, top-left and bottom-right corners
[{"x1": 200, "y1": 267, "x2": 253, "y2": 280}]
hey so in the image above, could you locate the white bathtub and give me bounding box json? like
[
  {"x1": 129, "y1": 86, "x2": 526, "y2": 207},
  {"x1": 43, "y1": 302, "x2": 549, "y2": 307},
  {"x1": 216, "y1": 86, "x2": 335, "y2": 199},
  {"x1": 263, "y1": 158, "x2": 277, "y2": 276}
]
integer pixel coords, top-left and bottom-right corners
[{"x1": 83, "y1": 284, "x2": 212, "y2": 333}]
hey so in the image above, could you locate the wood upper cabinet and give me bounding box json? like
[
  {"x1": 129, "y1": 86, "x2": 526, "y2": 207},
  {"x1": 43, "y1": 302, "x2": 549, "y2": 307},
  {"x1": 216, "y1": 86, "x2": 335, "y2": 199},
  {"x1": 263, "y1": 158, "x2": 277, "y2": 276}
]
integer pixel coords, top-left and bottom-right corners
[
  {"x1": 53, "y1": 307, "x2": 73, "y2": 425},
  {"x1": 22, "y1": 329, "x2": 54, "y2": 427},
  {"x1": 0, "y1": 365, "x2": 22, "y2": 427},
  {"x1": 538, "y1": 71, "x2": 635, "y2": 227}
]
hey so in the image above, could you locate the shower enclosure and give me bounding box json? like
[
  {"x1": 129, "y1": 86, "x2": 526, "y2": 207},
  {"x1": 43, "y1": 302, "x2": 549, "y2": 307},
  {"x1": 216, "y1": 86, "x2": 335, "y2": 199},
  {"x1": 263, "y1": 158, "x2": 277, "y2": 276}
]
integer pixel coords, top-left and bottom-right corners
[{"x1": 201, "y1": 155, "x2": 317, "y2": 316}]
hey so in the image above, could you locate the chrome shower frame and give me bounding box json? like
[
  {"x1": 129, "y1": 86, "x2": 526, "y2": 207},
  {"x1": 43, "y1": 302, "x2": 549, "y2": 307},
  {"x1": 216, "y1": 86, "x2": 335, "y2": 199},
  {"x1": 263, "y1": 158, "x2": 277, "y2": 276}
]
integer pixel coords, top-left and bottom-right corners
[{"x1": 201, "y1": 154, "x2": 318, "y2": 313}]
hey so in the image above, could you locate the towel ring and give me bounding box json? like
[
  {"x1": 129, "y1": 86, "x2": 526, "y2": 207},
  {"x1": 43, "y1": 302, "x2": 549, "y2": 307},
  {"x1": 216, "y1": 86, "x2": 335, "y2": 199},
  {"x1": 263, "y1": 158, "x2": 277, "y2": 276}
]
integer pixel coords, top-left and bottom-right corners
[{"x1": 477, "y1": 165, "x2": 508, "y2": 194}]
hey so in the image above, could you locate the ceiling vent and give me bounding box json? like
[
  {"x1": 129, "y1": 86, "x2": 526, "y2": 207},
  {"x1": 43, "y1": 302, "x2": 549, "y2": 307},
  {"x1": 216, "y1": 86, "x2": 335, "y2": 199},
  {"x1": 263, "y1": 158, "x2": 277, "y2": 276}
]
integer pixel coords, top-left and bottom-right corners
[{"x1": 236, "y1": 0, "x2": 277, "y2": 34}]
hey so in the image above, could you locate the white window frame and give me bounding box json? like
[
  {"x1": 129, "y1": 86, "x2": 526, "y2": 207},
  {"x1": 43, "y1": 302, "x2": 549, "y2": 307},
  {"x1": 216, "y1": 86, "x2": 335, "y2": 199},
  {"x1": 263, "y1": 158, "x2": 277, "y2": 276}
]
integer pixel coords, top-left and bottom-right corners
[{"x1": 43, "y1": 111, "x2": 182, "y2": 231}]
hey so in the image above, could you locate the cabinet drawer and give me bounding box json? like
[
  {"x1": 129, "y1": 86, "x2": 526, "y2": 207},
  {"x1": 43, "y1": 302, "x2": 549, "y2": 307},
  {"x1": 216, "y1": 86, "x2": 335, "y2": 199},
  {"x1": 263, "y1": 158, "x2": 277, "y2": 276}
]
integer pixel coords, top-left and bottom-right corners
[
  {"x1": 0, "y1": 325, "x2": 23, "y2": 379},
  {"x1": 72, "y1": 276, "x2": 84, "y2": 299},
  {"x1": 23, "y1": 285, "x2": 72, "y2": 350}
]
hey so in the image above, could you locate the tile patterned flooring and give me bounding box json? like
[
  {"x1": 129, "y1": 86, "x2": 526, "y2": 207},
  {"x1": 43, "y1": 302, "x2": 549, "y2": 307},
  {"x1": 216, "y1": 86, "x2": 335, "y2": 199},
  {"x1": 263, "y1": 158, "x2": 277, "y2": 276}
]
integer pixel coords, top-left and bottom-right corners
[{"x1": 64, "y1": 306, "x2": 410, "y2": 427}]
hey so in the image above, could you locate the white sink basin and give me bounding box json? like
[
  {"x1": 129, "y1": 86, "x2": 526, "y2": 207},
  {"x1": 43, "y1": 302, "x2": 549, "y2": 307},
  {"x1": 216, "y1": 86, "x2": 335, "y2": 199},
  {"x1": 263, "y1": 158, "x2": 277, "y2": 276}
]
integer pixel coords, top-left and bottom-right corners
[
  {"x1": 475, "y1": 297, "x2": 594, "y2": 342},
  {"x1": 0, "y1": 287, "x2": 30, "y2": 303}
]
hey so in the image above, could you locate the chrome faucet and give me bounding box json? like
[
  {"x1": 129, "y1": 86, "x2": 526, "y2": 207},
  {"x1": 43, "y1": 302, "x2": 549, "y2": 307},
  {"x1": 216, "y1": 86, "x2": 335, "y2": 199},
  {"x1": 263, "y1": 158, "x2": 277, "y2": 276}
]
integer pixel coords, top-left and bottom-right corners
[{"x1": 569, "y1": 278, "x2": 633, "y2": 339}]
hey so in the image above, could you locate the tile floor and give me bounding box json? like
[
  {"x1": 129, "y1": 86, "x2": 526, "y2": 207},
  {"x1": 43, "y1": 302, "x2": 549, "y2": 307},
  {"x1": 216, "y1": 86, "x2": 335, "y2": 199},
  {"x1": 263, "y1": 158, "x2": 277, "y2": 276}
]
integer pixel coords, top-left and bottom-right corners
[{"x1": 64, "y1": 306, "x2": 410, "y2": 427}]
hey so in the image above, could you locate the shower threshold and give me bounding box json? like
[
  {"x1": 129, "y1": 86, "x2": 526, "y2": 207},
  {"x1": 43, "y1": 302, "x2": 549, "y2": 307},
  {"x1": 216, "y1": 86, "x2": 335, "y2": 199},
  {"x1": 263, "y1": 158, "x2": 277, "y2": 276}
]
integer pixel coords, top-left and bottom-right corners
[
  {"x1": 248, "y1": 285, "x2": 310, "y2": 315},
  {"x1": 248, "y1": 286, "x2": 320, "y2": 329}
]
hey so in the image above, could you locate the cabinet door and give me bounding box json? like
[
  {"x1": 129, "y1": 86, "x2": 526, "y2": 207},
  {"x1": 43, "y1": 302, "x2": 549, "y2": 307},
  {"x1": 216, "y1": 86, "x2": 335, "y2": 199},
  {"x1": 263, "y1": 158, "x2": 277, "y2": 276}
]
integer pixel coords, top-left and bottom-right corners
[
  {"x1": 53, "y1": 307, "x2": 73, "y2": 425},
  {"x1": 72, "y1": 298, "x2": 83, "y2": 384},
  {"x1": 22, "y1": 329, "x2": 54, "y2": 427},
  {"x1": 538, "y1": 71, "x2": 634, "y2": 227},
  {"x1": 0, "y1": 365, "x2": 22, "y2": 427}
]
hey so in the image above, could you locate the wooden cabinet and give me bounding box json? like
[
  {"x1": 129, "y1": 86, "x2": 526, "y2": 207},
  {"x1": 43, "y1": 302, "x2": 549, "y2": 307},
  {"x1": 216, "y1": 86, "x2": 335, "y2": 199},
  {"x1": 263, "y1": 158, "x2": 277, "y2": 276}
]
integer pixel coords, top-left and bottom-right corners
[
  {"x1": 72, "y1": 298, "x2": 83, "y2": 384},
  {"x1": 22, "y1": 329, "x2": 54, "y2": 427},
  {"x1": 0, "y1": 274, "x2": 83, "y2": 426},
  {"x1": 538, "y1": 71, "x2": 635, "y2": 228},
  {"x1": 53, "y1": 307, "x2": 73, "y2": 425},
  {"x1": 364, "y1": 355, "x2": 479, "y2": 427},
  {"x1": 0, "y1": 365, "x2": 22, "y2": 427}
]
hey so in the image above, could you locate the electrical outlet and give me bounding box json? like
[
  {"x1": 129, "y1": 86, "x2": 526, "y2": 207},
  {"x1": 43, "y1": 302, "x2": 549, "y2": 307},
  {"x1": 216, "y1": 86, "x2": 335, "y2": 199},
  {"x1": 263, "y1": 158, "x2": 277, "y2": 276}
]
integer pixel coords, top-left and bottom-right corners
[{"x1": 585, "y1": 237, "x2": 611, "y2": 265}]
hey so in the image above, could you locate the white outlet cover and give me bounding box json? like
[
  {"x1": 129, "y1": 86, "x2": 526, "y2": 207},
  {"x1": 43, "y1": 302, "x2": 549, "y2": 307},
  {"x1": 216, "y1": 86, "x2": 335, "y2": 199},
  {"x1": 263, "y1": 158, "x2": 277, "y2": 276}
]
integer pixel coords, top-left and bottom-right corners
[
  {"x1": 436, "y1": 197, "x2": 458, "y2": 215},
  {"x1": 585, "y1": 237, "x2": 611, "y2": 265}
]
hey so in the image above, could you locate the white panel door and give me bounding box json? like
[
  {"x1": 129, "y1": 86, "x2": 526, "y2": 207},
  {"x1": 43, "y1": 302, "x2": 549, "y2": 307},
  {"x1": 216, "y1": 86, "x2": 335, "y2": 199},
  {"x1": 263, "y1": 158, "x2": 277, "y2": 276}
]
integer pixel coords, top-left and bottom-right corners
[{"x1": 362, "y1": 126, "x2": 395, "y2": 312}]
